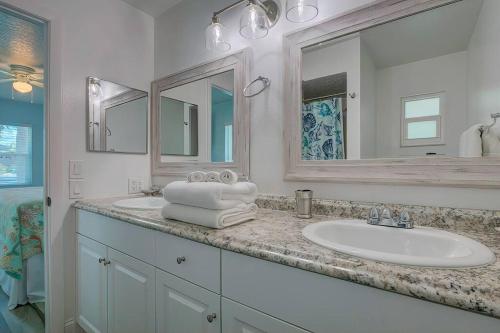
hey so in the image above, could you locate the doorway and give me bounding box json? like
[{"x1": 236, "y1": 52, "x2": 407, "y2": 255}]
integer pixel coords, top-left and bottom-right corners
[{"x1": 0, "y1": 5, "x2": 47, "y2": 333}]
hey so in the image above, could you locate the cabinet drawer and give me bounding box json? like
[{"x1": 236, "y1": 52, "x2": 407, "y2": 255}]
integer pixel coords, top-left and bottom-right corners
[
  {"x1": 155, "y1": 232, "x2": 220, "y2": 293},
  {"x1": 77, "y1": 209, "x2": 155, "y2": 265},
  {"x1": 222, "y1": 250, "x2": 500, "y2": 333}
]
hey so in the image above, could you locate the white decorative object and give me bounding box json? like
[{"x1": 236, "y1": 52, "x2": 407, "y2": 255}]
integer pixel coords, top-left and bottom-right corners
[
  {"x1": 187, "y1": 171, "x2": 208, "y2": 183},
  {"x1": 220, "y1": 169, "x2": 238, "y2": 185},
  {"x1": 206, "y1": 171, "x2": 221, "y2": 182}
]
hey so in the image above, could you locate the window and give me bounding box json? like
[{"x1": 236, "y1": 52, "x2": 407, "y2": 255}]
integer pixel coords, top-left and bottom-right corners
[
  {"x1": 401, "y1": 93, "x2": 444, "y2": 147},
  {"x1": 0, "y1": 125, "x2": 32, "y2": 186}
]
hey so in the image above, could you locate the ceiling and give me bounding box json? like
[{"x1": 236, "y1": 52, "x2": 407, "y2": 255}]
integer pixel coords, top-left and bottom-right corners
[
  {"x1": 120, "y1": 0, "x2": 184, "y2": 17},
  {"x1": 0, "y1": 8, "x2": 45, "y2": 104},
  {"x1": 360, "y1": 0, "x2": 484, "y2": 69}
]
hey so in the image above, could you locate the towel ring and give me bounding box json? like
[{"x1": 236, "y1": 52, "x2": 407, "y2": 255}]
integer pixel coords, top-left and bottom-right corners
[
  {"x1": 243, "y1": 76, "x2": 271, "y2": 98},
  {"x1": 480, "y1": 112, "x2": 500, "y2": 134}
]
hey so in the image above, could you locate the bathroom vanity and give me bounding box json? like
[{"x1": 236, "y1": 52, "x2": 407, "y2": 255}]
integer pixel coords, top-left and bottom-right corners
[{"x1": 74, "y1": 198, "x2": 500, "y2": 333}]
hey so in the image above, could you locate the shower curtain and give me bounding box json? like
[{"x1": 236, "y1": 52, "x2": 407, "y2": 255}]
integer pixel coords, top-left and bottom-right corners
[{"x1": 301, "y1": 97, "x2": 345, "y2": 160}]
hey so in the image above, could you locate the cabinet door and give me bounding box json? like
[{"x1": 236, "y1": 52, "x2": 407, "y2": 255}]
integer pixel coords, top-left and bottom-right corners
[
  {"x1": 107, "y1": 248, "x2": 155, "y2": 333},
  {"x1": 77, "y1": 235, "x2": 108, "y2": 333},
  {"x1": 222, "y1": 298, "x2": 309, "y2": 333},
  {"x1": 156, "y1": 269, "x2": 220, "y2": 333}
]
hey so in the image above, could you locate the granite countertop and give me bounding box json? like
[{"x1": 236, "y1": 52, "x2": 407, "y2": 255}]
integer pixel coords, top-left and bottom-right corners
[{"x1": 74, "y1": 197, "x2": 500, "y2": 319}]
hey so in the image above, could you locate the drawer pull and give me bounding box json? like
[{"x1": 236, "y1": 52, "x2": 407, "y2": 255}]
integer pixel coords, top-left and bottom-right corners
[
  {"x1": 207, "y1": 313, "x2": 217, "y2": 323},
  {"x1": 176, "y1": 256, "x2": 186, "y2": 264}
]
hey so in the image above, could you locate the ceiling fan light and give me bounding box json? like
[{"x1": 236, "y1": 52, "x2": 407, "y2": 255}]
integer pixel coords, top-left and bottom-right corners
[
  {"x1": 13, "y1": 81, "x2": 33, "y2": 94},
  {"x1": 239, "y1": 2, "x2": 269, "y2": 40},
  {"x1": 205, "y1": 18, "x2": 231, "y2": 51},
  {"x1": 286, "y1": 0, "x2": 319, "y2": 23}
]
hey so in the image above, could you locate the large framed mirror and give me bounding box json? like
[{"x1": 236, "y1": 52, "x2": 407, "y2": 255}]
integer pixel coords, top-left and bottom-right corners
[
  {"x1": 284, "y1": 0, "x2": 500, "y2": 187},
  {"x1": 87, "y1": 77, "x2": 148, "y2": 154},
  {"x1": 151, "y1": 49, "x2": 250, "y2": 178}
]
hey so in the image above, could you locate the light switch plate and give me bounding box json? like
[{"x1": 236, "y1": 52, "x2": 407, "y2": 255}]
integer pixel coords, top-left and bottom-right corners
[
  {"x1": 69, "y1": 180, "x2": 84, "y2": 199},
  {"x1": 128, "y1": 178, "x2": 144, "y2": 194},
  {"x1": 69, "y1": 160, "x2": 84, "y2": 179}
]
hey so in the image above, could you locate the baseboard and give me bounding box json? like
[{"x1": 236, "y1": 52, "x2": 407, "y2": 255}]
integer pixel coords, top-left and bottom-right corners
[{"x1": 64, "y1": 318, "x2": 84, "y2": 333}]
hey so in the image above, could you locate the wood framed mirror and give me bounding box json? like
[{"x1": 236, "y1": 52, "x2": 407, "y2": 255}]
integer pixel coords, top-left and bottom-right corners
[
  {"x1": 151, "y1": 49, "x2": 251, "y2": 178},
  {"x1": 283, "y1": 0, "x2": 500, "y2": 187}
]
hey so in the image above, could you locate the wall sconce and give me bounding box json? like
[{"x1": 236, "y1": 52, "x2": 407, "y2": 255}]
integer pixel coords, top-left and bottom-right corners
[{"x1": 206, "y1": 0, "x2": 319, "y2": 51}]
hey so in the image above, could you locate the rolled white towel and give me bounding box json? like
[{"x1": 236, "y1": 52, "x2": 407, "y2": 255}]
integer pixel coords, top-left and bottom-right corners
[
  {"x1": 163, "y1": 181, "x2": 258, "y2": 210},
  {"x1": 187, "y1": 171, "x2": 207, "y2": 183},
  {"x1": 220, "y1": 169, "x2": 238, "y2": 184},
  {"x1": 459, "y1": 124, "x2": 483, "y2": 157},
  {"x1": 162, "y1": 202, "x2": 257, "y2": 229},
  {"x1": 206, "y1": 171, "x2": 221, "y2": 182}
]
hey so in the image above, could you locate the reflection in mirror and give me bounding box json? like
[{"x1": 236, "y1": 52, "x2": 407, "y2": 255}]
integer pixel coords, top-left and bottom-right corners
[
  {"x1": 87, "y1": 77, "x2": 148, "y2": 154},
  {"x1": 159, "y1": 70, "x2": 234, "y2": 163},
  {"x1": 301, "y1": 0, "x2": 494, "y2": 160}
]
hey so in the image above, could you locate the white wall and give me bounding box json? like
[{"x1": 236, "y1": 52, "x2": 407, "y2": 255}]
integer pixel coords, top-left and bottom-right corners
[
  {"x1": 303, "y1": 35, "x2": 361, "y2": 159},
  {"x1": 153, "y1": 0, "x2": 500, "y2": 210},
  {"x1": 360, "y1": 40, "x2": 377, "y2": 159},
  {"x1": 2, "y1": 0, "x2": 154, "y2": 331},
  {"x1": 467, "y1": 0, "x2": 500, "y2": 126},
  {"x1": 375, "y1": 51, "x2": 468, "y2": 158}
]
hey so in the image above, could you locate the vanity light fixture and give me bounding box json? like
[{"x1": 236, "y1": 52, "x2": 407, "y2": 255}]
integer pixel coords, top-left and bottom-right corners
[
  {"x1": 89, "y1": 78, "x2": 102, "y2": 98},
  {"x1": 205, "y1": 16, "x2": 231, "y2": 51},
  {"x1": 286, "y1": 0, "x2": 319, "y2": 23},
  {"x1": 239, "y1": 1, "x2": 270, "y2": 40},
  {"x1": 206, "y1": 0, "x2": 318, "y2": 51}
]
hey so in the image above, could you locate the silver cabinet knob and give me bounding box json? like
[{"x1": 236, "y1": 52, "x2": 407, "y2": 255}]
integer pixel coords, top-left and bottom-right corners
[
  {"x1": 207, "y1": 313, "x2": 217, "y2": 323},
  {"x1": 176, "y1": 256, "x2": 186, "y2": 264},
  {"x1": 98, "y1": 258, "x2": 105, "y2": 264},
  {"x1": 103, "y1": 259, "x2": 111, "y2": 266}
]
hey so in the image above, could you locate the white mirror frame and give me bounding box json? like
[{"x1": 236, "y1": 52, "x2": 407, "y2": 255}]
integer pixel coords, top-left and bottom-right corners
[
  {"x1": 284, "y1": 0, "x2": 500, "y2": 188},
  {"x1": 151, "y1": 49, "x2": 251, "y2": 178}
]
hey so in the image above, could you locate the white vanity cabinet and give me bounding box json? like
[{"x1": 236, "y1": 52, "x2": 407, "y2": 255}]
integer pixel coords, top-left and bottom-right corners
[
  {"x1": 76, "y1": 234, "x2": 155, "y2": 333},
  {"x1": 156, "y1": 269, "x2": 220, "y2": 333},
  {"x1": 76, "y1": 210, "x2": 500, "y2": 333},
  {"x1": 76, "y1": 236, "x2": 107, "y2": 333}
]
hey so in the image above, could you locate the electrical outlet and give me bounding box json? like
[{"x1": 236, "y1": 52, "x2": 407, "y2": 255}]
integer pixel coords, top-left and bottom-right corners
[{"x1": 128, "y1": 178, "x2": 144, "y2": 194}]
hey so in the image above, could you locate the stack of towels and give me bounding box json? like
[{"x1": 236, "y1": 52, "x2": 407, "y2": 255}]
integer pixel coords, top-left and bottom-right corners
[{"x1": 161, "y1": 170, "x2": 258, "y2": 229}]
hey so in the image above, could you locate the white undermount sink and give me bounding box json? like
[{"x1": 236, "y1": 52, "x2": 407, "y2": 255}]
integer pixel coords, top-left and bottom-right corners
[
  {"x1": 112, "y1": 197, "x2": 167, "y2": 210},
  {"x1": 302, "y1": 219, "x2": 495, "y2": 268}
]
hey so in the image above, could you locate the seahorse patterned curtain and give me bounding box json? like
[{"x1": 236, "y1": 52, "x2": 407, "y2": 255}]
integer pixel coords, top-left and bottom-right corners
[{"x1": 301, "y1": 98, "x2": 345, "y2": 160}]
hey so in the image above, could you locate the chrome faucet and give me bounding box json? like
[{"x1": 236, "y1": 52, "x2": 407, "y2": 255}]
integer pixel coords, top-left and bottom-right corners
[{"x1": 368, "y1": 207, "x2": 414, "y2": 229}]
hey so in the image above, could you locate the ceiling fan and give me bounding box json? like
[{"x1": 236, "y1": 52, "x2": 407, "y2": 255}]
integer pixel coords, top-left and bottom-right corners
[{"x1": 0, "y1": 64, "x2": 44, "y2": 94}]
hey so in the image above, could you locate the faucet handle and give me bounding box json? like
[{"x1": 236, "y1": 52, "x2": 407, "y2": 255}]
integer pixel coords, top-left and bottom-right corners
[
  {"x1": 400, "y1": 210, "x2": 410, "y2": 222},
  {"x1": 368, "y1": 207, "x2": 379, "y2": 224},
  {"x1": 398, "y1": 210, "x2": 414, "y2": 229}
]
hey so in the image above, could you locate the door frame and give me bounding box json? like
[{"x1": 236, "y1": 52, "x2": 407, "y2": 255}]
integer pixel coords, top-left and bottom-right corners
[{"x1": 0, "y1": 1, "x2": 65, "y2": 332}]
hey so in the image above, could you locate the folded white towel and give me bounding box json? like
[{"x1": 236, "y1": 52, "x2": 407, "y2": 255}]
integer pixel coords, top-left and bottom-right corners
[
  {"x1": 187, "y1": 171, "x2": 207, "y2": 183},
  {"x1": 482, "y1": 127, "x2": 500, "y2": 157},
  {"x1": 163, "y1": 181, "x2": 258, "y2": 210},
  {"x1": 459, "y1": 124, "x2": 483, "y2": 157},
  {"x1": 162, "y1": 202, "x2": 257, "y2": 229},
  {"x1": 206, "y1": 171, "x2": 221, "y2": 182},
  {"x1": 219, "y1": 169, "x2": 238, "y2": 184}
]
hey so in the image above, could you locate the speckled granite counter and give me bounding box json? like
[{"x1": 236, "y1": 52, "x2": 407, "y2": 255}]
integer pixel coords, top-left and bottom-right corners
[{"x1": 74, "y1": 196, "x2": 500, "y2": 319}]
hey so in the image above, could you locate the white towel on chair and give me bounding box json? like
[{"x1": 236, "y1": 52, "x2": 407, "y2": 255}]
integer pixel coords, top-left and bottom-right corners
[
  {"x1": 161, "y1": 202, "x2": 257, "y2": 229},
  {"x1": 459, "y1": 124, "x2": 483, "y2": 157},
  {"x1": 164, "y1": 181, "x2": 258, "y2": 210}
]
